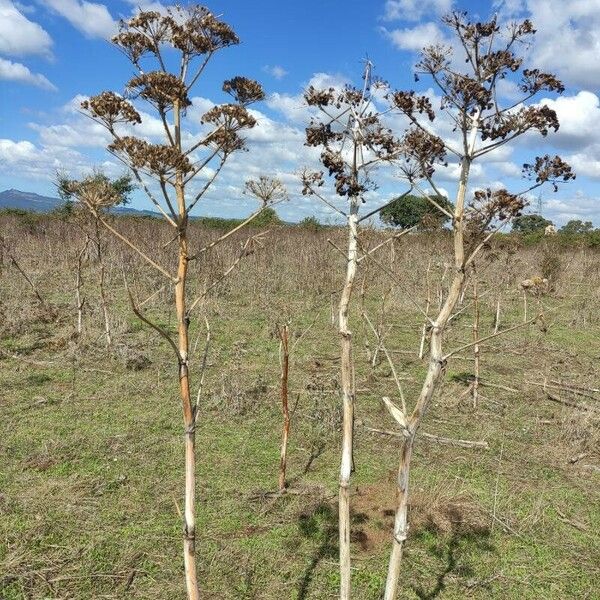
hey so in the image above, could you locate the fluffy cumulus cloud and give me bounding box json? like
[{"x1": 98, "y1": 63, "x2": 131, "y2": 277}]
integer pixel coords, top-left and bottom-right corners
[
  {"x1": 498, "y1": 0, "x2": 600, "y2": 90},
  {"x1": 382, "y1": 0, "x2": 453, "y2": 22},
  {"x1": 263, "y1": 65, "x2": 288, "y2": 80},
  {"x1": 385, "y1": 0, "x2": 600, "y2": 90},
  {"x1": 0, "y1": 137, "x2": 89, "y2": 179},
  {"x1": 43, "y1": 0, "x2": 117, "y2": 39},
  {"x1": 0, "y1": 57, "x2": 56, "y2": 90},
  {"x1": 538, "y1": 92, "x2": 600, "y2": 150},
  {"x1": 267, "y1": 72, "x2": 350, "y2": 125},
  {"x1": 0, "y1": 0, "x2": 53, "y2": 57},
  {"x1": 383, "y1": 22, "x2": 447, "y2": 51},
  {"x1": 0, "y1": 1, "x2": 55, "y2": 90}
]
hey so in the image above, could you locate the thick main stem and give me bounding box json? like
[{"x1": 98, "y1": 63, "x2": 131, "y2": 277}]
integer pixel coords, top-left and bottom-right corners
[
  {"x1": 383, "y1": 435, "x2": 414, "y2": 600},
  {"x1": 339, "y1": 204, "x2": 359, "y2": 600},
  {"x1": 384, "y1": 113, "x2": 478, "y2": 598},
  {"x1": 177, "y1": 216, "x2": 198, "y2": 600},
  {"x1": 173, "y1": 99, "x2": 200, "y2": 600}
]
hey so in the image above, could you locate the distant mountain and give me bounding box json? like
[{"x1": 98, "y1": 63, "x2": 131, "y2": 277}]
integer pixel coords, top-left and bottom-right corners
[
  {"x1": 0, "y1": 188, "x2": 160, "y2": 217},
  {"x1": 0, "y1": 189, "x2": 61, "y2": 212}
]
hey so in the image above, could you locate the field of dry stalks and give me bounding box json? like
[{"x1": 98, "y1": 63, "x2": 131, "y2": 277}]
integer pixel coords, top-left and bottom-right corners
[{"x1": 1, "y1": 213, "x2": 599, "y2": 599}]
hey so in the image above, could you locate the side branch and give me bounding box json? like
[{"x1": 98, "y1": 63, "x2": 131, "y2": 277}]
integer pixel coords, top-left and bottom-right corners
[
  {"x1": 188, "y1": 207, "x2": 268, "y2": 260},
  {"x1": 443, "y1": 314, "x2": 541, "y2": 360},
  {"x1": 363, "y1": 425, "x2": 488, "y2": 450},
  {"x1": 357, "y1": 226, "x2": 416, "y2": 264},
  {"x1": 187, "y1": 233, "x2": 266, "y2": 314},
  {"x1": 125, "y1": 280, "x2": 180, "y2": 359},
  {"x1": 357, "y1": 187, "x2": 413, "y2": 223},
  {"x1": 89, "y1": 205, "x2": 176, "y2": 282}
]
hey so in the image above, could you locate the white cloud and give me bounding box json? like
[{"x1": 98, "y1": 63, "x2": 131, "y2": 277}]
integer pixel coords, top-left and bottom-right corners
[
  {"x1": 494, "y1": 0, "x2": 600, "y2": 90},
  {"x1": 0, "y1": 138, "x2": 37, "y2": 162},
  {"x1": 266, "y1": 72, "x2": 350, "y2": 125},
  {"x1": 263, "y1": 65, "x2": 288, "y2": 80},
  {"x1": 538, "y1": 92, "x2": 600, "y2": 150},
  {"x1": 384, "y1": 1, "x2": 600, "y2": 90},
  {"x1": 0, "y1": 137, "x2": 88, "y2": 180},
  {"x1": 43, "y1": 0, "x2": 116, "y2": 39},
  {"x1": 382, "y1": 0, "x2": 453, "y2": 22},
  {"x1": 0, "y1": 0, "x2": 53, "y2": 57},
  {"x1": 565, "y1": 146, "x2": 600, "y2": 180},
  {"x1": 123, "y1": 0, "x2": 167, "y2": 13},
  {"x1": 543, "y1": 192, "x2": 600, "y2": 225},
  {"x1": 307, "y1": 72, "x2": 350, "y2": 90},
  {"x1": 30, "y1": 95, "x2": 171, "y2": 148},
  {"x1": 29, "y1": 121, "x2": 109, "y2": 147},
  {"x1": 0, "y1": 57, "x2": 55, "y2": 90},
  {"x1": 525, "y1": 0, "x2": 600, "y2": 90},
  {"x1": 383, "y1": 22, "x2": 448, "y2": 51}
]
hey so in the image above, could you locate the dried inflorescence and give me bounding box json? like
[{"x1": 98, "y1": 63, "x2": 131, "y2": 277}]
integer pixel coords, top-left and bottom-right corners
[
  {"x1": 113, "y1": 6, "x2": 239, "y2": 68},
  {"x1": 305, "y1": 123, "x2": 344, "y2": 147},
  {"x1": 300, "y1": 170, "x2": 324, "y2": 196},
  {"x1": 412, "y1": 12, "x2": 553, "y2": 125},
  {"x1": 401, "y1": 128, "x2": 447, "y2": 179},
  {"x1": 481, "y1": 105, "x2": 560, "y2": 141},
  {"x1": 465, "y1": 188, "x2": 526, "y2": 249},
  {"x1": 479, "y1": 50, "x2": 522, "y2": 79},
  {"x1": 305, "y1": 86, "x2": 337, "y2": 108},
  {"x1": 81, "y1": 92, "x2": 141, "y2": 129},
  {"x1": 109, "y1": 137, "x2": 192, "y2": 176},
  {"x1": 223, "y1": 77, "x2": 265, "y2": 106},
  {"x1": 322, "y1": 148, "x2": 365, "y2": 197},
  {"x1": 521, "y1": 69, "x2": 565, "y2": 95},
  {"x1": 303, "y1": 81, "x2": 405, "y2": 200},
  {"x1": 415, "y1": 44, "x2": 451, "y2": 78},
  {"x1": 169, "y1": 5, "x2": 239, "y2": 56},
  {"x1": 57, "y1": 172, "x2": 133, "y2": 211},
  {"x1": 112, "y1": 11, "x2": 168, "y2": 65},
  {"x1": 201, "y1": 103, "x2": 259, "y2": 154},
  {"x1": 447, "y1": 73, "x2": 493, "y2": 111},
  {"x1": 244, "y1": 176, "x2": 288, "y2": 205},
  {"x1": 84, "y1": 7, "x2": 264, "y2": 176},
  {"x1": 127, "y1": 72, "x2": 191, "y2": 111},
  {"x1": 523, "y1": 155, "x2": 575, "y2": 191},
  {"x1": 389, "y1": 91, "x2": 435, "y2": 121}
]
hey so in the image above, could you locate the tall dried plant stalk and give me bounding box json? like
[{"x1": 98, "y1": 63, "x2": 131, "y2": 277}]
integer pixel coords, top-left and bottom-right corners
[
  {"x1": 73, "y1": 7, "x2": 265, "y2": 598},
  {"x1": 379, "y1": 12, "x2": 575, "y2": 599}
]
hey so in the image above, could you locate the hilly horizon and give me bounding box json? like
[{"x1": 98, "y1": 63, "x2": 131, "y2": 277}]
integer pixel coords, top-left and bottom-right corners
[{"x1": 0, "y1": 188, "x2": 159, "y2": 217}]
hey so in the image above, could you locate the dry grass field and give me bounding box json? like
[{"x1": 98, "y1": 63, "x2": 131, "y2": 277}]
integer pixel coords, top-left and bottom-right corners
[{"x1": 1, "y1": 212, "x2": 599, "y2": 599}]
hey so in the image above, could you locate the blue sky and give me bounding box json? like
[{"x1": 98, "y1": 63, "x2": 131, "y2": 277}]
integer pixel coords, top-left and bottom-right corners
[{"x1": 1, "y1": 0, "x2": 599, "y2": 225}]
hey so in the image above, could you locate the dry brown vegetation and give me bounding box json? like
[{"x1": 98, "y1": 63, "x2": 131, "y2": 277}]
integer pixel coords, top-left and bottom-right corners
[{"x1": 1, "y1": 212, "x2": 599, "y2": 598}]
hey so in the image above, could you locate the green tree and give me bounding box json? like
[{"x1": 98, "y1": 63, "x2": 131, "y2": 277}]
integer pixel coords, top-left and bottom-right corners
[
  {"x1": 298, "y1": 215, "x2": 323, "y2": 231},
  {"x1": 380, "y1": 194, "x2": 454, "y2": 229},
  {"x1": 512, "y1": 213, "x2": 553, "y2": 234},
  {"x1": 560, "y1": 219, "x2": 594, "y2": 234},
  {"x1": 252, "y1": 206, "x2": 281, "y2": 227}
]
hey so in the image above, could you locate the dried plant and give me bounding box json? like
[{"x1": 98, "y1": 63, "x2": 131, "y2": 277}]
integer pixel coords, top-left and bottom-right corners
[
  {"x1": 77, "y1": 6, "x2": 265, "y2": 598},
  {"x1": 301, "y1": 61, "x2": 421, "y2": 598},
  {"x1": 244, "y1": 175, "x2": 288, "y2": 207},
  {"x1": 57, "y1": 171, "x2": 134, "y2": 345},
  {"x1": 376, "y1": 12, "x2": 575, "y2": 599}
]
